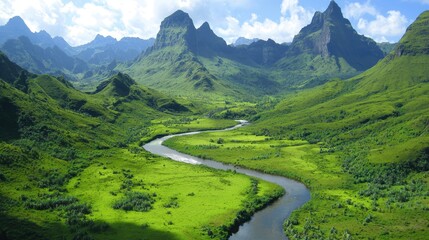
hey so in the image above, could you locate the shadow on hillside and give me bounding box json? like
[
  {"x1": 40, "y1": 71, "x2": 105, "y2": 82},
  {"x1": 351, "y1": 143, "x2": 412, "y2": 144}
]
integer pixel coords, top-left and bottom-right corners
[{"x1": 94, "y1": 221, "x2": 181, "y2": 240}]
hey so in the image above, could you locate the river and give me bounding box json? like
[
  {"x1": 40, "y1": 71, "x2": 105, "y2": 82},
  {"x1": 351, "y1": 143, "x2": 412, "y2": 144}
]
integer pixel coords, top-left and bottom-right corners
[{"x1": 143, "y1": 121, "x2": 310, "y2": 240}]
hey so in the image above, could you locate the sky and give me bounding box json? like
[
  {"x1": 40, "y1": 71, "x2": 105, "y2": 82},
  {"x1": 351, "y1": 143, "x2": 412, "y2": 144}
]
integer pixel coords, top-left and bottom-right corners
[{"x1": 0, "y1": 0, "x2": 427, "y2": 46}]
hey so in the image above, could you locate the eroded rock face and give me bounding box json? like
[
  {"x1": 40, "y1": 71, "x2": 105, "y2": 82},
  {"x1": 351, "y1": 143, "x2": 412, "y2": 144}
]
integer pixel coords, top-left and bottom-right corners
[
  {"x1": 149, "y1": 10, "x2": 197, "y2": 52},
  {"x1": 288, "y1": 1, "x2": 384, "y2": 71}
]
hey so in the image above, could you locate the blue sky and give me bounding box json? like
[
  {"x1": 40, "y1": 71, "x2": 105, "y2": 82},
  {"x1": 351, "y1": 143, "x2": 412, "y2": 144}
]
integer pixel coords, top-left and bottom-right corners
[{"x1": 0, "y1": 0, "x2": 427, "y2": 46}]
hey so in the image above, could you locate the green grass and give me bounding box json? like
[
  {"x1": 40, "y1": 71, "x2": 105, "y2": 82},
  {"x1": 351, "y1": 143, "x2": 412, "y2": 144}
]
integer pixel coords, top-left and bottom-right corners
[
  {"x1": 162, "y1": 18, "x2": 429, "y2": 239},
  {"x1": 0, "y1": 57, "x2": 281, "y2": 239},
  {"x1": 164, "y1": 127, "x2": 429, "y2": 240},
  {"x1": 64, "y1": 149, "x2": 282, "y2": 240}
]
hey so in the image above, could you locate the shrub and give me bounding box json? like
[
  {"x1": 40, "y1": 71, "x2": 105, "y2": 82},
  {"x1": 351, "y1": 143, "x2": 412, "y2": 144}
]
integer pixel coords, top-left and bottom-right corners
[
  {"x1": 163, "y1": 197, "x2": 179, "y2": 208},
  {"x1": 24, "y1": 194, "x2": 78, "y2": 210},
  {"x1": 113, "y1": 192, "x2": 155, "y2": 212}
]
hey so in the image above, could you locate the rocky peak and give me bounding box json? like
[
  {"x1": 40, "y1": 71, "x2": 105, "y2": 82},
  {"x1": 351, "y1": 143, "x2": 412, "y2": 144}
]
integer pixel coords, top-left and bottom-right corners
[
  {"x1": 288, "y1": 1, "x2": 383, "y2": 70},
  {"x1": 161, "y1": 10, "x2": 194, "y2": 28},
  {"x1": 325, "y1": 1, "x2": 344, "y2": 21},
  {"x1": 149, "y1": 10, "x2": 197, "y2": 52}
]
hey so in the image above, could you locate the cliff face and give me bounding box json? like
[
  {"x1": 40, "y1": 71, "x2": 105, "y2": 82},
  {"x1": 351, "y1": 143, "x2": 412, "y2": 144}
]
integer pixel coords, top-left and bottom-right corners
[
  {"x1": 148, "y1": 10, "x2": 197, "y2": 53},
  {"x1": 288, "y1": 1, "x2": 384, "y2": 70}
]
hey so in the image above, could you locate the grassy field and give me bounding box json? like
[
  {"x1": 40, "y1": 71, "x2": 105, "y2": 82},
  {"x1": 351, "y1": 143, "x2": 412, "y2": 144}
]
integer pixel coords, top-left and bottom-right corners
[
  {"x1": 0, "y1": 116, "x2": 283, "y2": 240},
  {"x1": 164, "y1": 127, "x2": 429, "y2": 240}
]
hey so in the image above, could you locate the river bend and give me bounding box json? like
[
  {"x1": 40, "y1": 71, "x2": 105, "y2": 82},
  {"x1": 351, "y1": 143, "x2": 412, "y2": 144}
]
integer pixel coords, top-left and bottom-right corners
[{"x1": 143, "y1": 121, "x2": 310, "y2": 240}]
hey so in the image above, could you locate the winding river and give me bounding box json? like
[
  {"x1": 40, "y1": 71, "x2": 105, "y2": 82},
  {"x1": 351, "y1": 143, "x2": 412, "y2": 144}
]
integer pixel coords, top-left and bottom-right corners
[{"x1": 143, "y1": 121, "x2": 310, "y2": 240}]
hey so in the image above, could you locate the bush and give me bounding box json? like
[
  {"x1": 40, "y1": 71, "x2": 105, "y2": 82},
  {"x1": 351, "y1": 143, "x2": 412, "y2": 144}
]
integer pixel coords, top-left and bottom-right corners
[
  {"x1": 113, "y1": 192, "x2": 155, "y2": 212},
  {"x1": 163, "y1": 197, "x2": 179, "y2": 208},
  {"x1": 24, "y1": 194, "x2": 78, "y2": 210}
]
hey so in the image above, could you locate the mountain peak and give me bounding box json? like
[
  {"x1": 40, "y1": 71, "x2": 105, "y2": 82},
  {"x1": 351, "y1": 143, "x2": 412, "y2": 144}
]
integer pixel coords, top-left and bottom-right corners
[
  {"x1": 324, "y1": 0, "x2": 344, "y2": 20},
  {"x1": 162, "y1": 10, "x2": 194, "y2": 28},
  {"x1": 5, "y1": 16, "x2": 31, "y2": 33},
  {"x1": 199, "y1": 22, "x2": 211, "y2": 31},
  {"x1": 149, "y1": 10, "x2": 197, "y2": 52},
  {"x1": 287, "y1": 1, "x2": 383, "y2": 72}
]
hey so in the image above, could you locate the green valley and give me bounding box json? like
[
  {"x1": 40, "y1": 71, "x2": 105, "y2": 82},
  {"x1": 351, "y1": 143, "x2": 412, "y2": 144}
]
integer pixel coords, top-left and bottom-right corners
[
  {"x1": 164, "y1": 10, "x2": 429, "y2": 240},
  {"x1": 1, "y1": 1, "x2": 428, "y2": 240}
]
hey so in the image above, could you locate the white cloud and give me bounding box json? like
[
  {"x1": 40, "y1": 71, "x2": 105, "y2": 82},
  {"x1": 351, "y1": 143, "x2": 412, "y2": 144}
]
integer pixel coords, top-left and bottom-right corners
[
  {"x1": 217, "y1": 0, "x2": 313, "y2": 44},
  {"x1": 0, "y1": 0, "x2": 253, "y2": 46},
  {"x1": 344, "y1": 1, "x2": 377, "y2": 19},
  {"x1": 344, "y1": 2, "x2": 409, "y2": 43},
  {"x1": 357, "y1": 10, "x2": 408, "y2": 42}
]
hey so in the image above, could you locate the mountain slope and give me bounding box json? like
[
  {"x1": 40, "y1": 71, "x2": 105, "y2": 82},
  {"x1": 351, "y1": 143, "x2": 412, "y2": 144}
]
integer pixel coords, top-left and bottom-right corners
[
  {"x1": 125, "y1": 10, "x2": 284, "y2": 99},
  {"x1": 275, "y1": 1, "x2": 384, "y2": 87},
  {"x1": 125, "y1": 10, "x2": 237, "y2": 98},
  {"x1": 1, "y1": 36, "x2": 89, "y2": 77},
  {"x1": 250, "y1": 10, "x2": 429, "y2": 239},
  {"x1": 93, "y1": 72, "x2": 189, "y2": 113}
]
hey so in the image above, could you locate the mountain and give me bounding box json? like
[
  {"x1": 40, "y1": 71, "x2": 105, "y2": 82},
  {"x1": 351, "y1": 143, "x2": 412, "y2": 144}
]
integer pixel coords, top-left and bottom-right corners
[
  {"x1": 94, "y1": 72, "x2": 189, "y2": 113},
  {"x1": 378, "y1": 42, "x2": 397, "y2": 55},
  {"x1": 75, "y1": 36, "x2": 154, "y2": 65},
  {"x1": 1, "y1": 36, "x2": 89, "y2": 77},
  {"x1": 236, "y1": 39, "x2": 288, "y2": 65},
  {"x1": 195, "y1": 22, "x2": 230, "y2": 57},
  {"x1": 74, "y1": 34, "x2": 117, "y2": 53},
  {"x1": 126, "y1": 10, "x2": 234, "y2": 98},
  {"x1": 233, "y1": 37, "x2": 260, "y2": 46},
  {"x1": 275, "y1": 1, "x2": 384, "y2": 87},
  {"x1": 0, "y1": 51, "x2": 33, "y2": 88},
  {"x1": 252, "y1": 11, "x2": 429, "y2": 239},
  {"x1": 0, "y1": 16, "x2": 58, "y2": 49},
  {"x1": 0, "y1": 17, "x2": 154, "y2": 67},
  {"x1": 126, "y1": 10, "x2": 283, "y2": 99}
]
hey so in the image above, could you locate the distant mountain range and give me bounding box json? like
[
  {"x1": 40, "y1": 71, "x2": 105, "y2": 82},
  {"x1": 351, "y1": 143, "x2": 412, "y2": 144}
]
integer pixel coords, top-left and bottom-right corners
[
  {"x1": 125, "y1": 1, "x2": 387, "y2": 97},
  {"x1": 233, "y1": 37, "x2": 261, "y2": 46},
  {"x1": 1, "y1": 1, "x2": 392, "y2": 96},
  {"x1": 0, "y1": 16, "x2": 154, "y2": 79}
]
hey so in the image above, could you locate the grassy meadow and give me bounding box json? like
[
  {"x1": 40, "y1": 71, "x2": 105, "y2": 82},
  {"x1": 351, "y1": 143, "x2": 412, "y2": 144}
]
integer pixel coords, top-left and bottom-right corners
[
  {"x1": 165, "y1": 123, "x2": 428, "y2": 239},
  {"x1": 0, "y1": 115, "x2": 283, "y2": 240}
]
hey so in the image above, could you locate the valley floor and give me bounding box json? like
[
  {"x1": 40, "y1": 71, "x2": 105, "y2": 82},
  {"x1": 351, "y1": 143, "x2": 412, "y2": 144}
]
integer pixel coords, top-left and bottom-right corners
[
  {"x1": 0, "y1": 118, "x2": 282, "y2": 240},
  {"x1": 165, "y1": 128, "x2": 429, "y2": 240}
]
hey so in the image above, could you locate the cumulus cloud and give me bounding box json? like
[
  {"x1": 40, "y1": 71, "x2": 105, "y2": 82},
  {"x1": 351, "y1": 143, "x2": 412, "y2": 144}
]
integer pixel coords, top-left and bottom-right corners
[
  {"x1": 357, "y1": 11, "x2": 408, "y2": 42},
  {"x1": 217, "y1": 0, "x2": 313, "y2": 44},
  {"x1": 344, "y1": 1, "x2": 408, "y2": 42},
  {"x1": 0, "y1": 0, "x2": 252, "y2": 46}
]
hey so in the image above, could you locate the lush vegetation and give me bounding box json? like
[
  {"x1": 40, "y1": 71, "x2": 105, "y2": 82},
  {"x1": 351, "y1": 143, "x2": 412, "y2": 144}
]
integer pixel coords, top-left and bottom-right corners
[
  {"x1": 163, "y1": 11, "x2": 429, "y2": 240},
  {"x1": 1, "y1": 6, "x2": 429, "y2": 240},
  {"x1": 0, "y1": 57, "x2": 282, "y2": 239}
]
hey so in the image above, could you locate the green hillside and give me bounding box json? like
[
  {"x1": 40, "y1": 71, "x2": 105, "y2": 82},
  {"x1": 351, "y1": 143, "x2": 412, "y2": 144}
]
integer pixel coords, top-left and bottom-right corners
[
  {"x1": 163, "y1": 11, "x2": 429, "y2": 240},
  {"x1": 0, "y1": 51, "x2": 282, "y2": 240}
]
